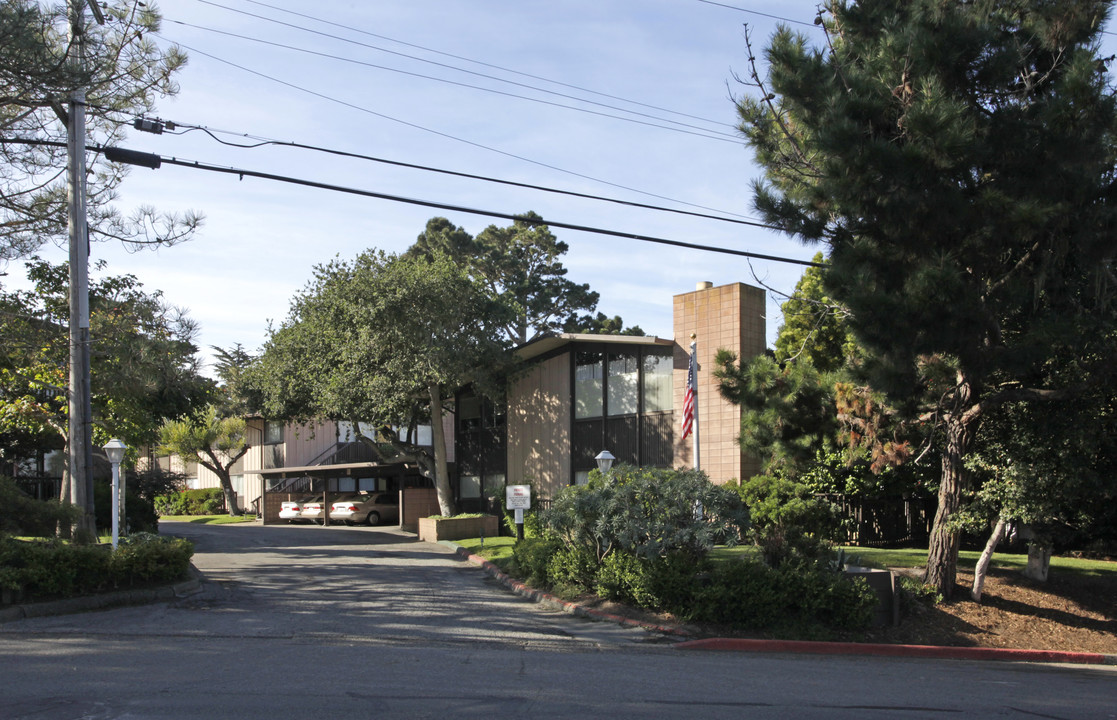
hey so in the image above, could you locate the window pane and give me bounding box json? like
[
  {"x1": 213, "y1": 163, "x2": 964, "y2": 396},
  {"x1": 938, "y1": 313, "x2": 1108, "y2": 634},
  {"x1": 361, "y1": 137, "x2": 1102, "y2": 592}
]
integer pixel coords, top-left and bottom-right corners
[
  {"x1": 264, "y1": 421, "x2": 283, "y2": 444},
  {"x1": 607, "y1": 352, "x2": 638, "y2": 416},
  {"x1": 643, "y1": 352, "x2": 674, "y2": 413},
  {"x1": 574, "y1": 470, "x2": 591, "y2": 486},
  {"x1": 461, "y1": 475, "x2": 481, "y2": 499},
  {"x1": 483, "y1": 474, "x2": 505, "y2": 497},
  {"x1": 574, "y1": 351, "x2": 603, "y2": 419}
]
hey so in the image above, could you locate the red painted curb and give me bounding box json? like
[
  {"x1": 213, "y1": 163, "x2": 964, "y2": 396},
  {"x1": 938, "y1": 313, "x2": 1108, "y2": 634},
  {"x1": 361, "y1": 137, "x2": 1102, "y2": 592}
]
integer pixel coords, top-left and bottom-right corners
[{"x1": 675, "y1": 638, "x2": 1114, "y2": 665}]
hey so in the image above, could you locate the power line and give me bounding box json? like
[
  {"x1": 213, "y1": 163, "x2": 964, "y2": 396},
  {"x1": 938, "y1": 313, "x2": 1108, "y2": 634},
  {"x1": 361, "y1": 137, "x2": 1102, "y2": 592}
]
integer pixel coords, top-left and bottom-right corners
[
  {"x1": 160, "y1": 123, "x2": 767, "y2": 227},
  {"x1": 155, "y1": 35, "x2": 754, "y2": 220},
  {"x1": 165, "y1": 19, "x2": 740, "y2": 143},
  {"x1": 77, "y1": 140, "x2": 824, "y2": 268},
  {"x1": 210, "y1": 0, "x2": 729, "y2": 128},
  {"x1": 693, "y1": 0, "x2": 820, "y2": 28}
]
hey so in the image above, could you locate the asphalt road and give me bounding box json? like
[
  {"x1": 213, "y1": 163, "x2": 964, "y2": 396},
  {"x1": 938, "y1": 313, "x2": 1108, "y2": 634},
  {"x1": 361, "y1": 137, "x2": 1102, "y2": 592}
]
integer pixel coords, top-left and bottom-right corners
[{"x1": 0, "y1": 522, "x2": 1114, "y2": 719}]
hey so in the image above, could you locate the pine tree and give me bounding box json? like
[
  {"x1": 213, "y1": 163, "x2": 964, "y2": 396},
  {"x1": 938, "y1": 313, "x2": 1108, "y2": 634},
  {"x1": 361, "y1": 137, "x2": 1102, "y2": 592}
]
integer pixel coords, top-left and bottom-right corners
[{"x1": 737, "y1": 0, "x2": 1117, "y2": 597}]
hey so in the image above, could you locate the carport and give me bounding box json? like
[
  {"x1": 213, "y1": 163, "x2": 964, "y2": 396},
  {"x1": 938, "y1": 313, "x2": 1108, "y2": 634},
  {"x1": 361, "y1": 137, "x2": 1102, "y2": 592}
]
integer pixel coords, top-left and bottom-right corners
[{"x1": 255, "y1": 461, "x2": 437, "y2": 528}]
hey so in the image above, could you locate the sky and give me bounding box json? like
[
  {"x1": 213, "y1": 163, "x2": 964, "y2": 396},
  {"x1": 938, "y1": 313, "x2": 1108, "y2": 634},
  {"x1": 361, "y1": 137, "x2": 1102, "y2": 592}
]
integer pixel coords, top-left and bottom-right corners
[{"x1": 12, "y1": 1, "x2": 1117, "y2": 376}]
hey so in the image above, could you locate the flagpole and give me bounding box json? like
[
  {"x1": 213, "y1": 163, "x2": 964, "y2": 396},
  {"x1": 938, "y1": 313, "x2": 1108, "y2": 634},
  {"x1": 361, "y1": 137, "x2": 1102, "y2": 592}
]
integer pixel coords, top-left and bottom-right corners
[{"x1": 691, "y1": 337, "x2": 700, "y2": 472}]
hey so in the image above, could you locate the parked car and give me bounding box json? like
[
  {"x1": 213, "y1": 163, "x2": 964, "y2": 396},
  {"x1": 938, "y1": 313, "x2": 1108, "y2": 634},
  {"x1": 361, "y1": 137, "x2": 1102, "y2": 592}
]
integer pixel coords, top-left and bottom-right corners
[
  {"x1": 329, "y1": 492, "x2": 399, "y2": 526},
  {"x1": 299, "y1": 494, "x2": 356, "y2": 524},
  {"x1": 279, "y1": 495, "x2": 319, "y2": 523}
]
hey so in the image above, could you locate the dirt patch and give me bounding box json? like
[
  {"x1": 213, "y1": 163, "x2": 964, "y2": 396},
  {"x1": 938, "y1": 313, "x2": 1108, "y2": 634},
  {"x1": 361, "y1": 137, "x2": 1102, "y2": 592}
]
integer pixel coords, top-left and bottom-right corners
[{"x1": 862, "y1": 567, "x2": 1117, "y2": 654}]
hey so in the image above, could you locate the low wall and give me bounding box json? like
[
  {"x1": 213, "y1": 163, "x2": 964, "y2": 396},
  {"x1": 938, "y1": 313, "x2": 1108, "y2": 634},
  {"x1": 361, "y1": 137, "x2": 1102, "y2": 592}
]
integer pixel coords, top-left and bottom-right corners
[{"x1": 418, "y1": 515, "x2": 500, "y2": 543}]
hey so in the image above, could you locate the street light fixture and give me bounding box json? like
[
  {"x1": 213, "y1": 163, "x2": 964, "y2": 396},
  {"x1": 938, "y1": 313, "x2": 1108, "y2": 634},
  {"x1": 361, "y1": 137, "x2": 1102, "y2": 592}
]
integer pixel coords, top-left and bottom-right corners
[
  {"x1": 595, "y1": 450, "x2": 615, "y2": 475},
  {"x1": 103, "y1": 438, "x2": 127, "y2": 549}
]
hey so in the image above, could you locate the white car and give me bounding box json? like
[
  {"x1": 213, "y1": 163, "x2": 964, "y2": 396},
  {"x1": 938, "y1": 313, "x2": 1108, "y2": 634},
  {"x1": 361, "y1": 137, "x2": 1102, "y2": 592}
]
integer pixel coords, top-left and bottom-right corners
[
  {"x1": 278, "y1": 495, "x2": 318, "y2": 523},
  {"x1": 299, "y1": 494, "x2": 356, "y2": 524}
]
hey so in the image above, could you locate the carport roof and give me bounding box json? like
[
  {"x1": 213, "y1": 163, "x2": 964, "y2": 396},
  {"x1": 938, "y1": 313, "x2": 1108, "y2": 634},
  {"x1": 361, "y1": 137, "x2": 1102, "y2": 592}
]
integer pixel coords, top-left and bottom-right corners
[{"x1": 249, "y1": 461, "x2": 413, "y2": 478}]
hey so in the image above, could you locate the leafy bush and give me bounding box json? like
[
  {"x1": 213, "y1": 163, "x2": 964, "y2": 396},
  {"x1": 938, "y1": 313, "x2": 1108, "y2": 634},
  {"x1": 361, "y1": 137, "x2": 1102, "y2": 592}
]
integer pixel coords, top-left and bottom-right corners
[
  {"x1": 0, "y1": 534, "x2": 194, "y2": 600},
  {"x1": 594, "y1": 551, "x2": 700, "y2": 610},
  {"x1": 689, "y1": 558, "x2": 877, "y2": 631},
  {"x1": 546, "y1": 545, "x2": 598, "y2": 593},
  {"x1": 735, "y1": 474, "x2": 843, "y2": 566},
  {"x1": 0, "y1": 476, "x2": 82, "y2": 538},
  {"x1": 510, "y1": 535, "x2": 563, "y2": 587},
  {"x1": 542, "y1": 465, "x2": 749, "y2": 563},
  {"x1": 154, "y1": 488, "x2": 223, "y2": 516}
]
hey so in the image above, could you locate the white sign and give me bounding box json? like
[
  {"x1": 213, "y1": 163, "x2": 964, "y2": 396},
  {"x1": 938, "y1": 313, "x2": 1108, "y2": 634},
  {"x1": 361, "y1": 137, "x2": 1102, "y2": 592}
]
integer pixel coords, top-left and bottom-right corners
[{"x1": 506, "y1": 485, "x2": 531, "y2": 510}]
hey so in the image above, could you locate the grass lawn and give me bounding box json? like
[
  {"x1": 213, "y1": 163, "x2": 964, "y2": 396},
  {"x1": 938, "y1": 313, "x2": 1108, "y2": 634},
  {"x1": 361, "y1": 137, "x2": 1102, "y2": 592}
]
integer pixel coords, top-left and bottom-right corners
[
  {"x1": 838, "y1": 546, "x2": 1117, "y2": 579},
  {"x1": 453, "y1": 536, "x2": 516, "y2": 570},
  {"x1": 158, "y1": 514, "x2": 258, "y2": 525}
]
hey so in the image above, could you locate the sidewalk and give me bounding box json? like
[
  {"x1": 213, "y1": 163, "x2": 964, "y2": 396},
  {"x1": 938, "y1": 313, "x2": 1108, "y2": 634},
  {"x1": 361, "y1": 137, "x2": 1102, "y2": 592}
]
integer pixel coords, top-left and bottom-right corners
[{"x1": 444, "y1": 542, "x2": 1117, "y2": 667}]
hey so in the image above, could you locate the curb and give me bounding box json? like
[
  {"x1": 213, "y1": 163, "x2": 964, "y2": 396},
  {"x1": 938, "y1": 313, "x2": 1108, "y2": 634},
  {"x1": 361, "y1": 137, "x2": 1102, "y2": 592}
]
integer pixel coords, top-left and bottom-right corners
[
  {"x1": 445, "y1": 544, "x2": 1117, "y2": 666},
  {"x1": 675, "y1": 638, "x2": 1117, "y2": 665},
  {"x1": 0, "y1": 565, "x2": 204, "y2": 624}
]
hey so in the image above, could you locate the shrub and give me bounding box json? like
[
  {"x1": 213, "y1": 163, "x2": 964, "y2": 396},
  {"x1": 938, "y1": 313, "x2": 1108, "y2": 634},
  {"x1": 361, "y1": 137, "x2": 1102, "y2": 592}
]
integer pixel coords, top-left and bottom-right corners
[
  {"x1": 154, "y1": 488, "x2": 223, "y2": 516},
  {"x1": 689, "y1": 558, "x2": 877, "y2": 632},
  {"x1": 510, "y1": 535, "x2": 563, "y2": 588},
  {"x1": 0, "y1": 476, "x2": 82, "y2": 538},
  {"x1": 736, "y1": 474, "x2": 843, "y2": 566},
  {"x1": 546, "y1": 545, "x2": 598, "y2": 593},
  {"x1": 0, "y1": 534, "x2": 194, "y2": 601},
  {"x1": 595, "y1": 551, "x2": 701, "y2": 611},
  {"x1": 542, "y1": 465, "x2": 750, "y2": 563}
]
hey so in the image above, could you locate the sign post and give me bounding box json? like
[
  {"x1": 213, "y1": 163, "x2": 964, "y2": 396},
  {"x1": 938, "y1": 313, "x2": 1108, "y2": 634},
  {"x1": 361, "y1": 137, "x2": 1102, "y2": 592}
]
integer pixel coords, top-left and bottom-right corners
[{"x1": 506, "y1": 485, "x2": 531, "y2": 541}]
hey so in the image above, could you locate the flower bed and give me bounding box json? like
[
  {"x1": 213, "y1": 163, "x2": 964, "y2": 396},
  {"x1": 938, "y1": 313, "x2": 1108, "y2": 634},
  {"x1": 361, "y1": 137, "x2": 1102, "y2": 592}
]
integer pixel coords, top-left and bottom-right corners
[{"x1": 418, "y1": 514, "x2": 499, "y2": 543}]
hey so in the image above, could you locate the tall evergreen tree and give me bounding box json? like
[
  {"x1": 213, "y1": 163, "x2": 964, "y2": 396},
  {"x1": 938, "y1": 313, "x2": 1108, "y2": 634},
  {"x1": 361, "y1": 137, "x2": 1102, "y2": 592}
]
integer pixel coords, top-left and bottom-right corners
[
  {"x1": 737, "y1": 0, "x2": 1117, "y2": 596},
  {"x1": 408, "y1": 213, "x2": 598, "y2": 344}
]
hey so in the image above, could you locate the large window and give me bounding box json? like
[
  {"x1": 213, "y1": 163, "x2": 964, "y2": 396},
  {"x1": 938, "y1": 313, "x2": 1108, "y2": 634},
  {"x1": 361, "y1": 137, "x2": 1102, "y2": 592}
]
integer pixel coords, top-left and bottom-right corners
[
  {"x1": 642, "y1": 352, "x2": 674, "y2": 412},
  {"x1": 607, "y1": 352, "x2": 639, "y2": 416},
  {"x1": 574, "y1": 351, "x2": 604, "y2": 419}
]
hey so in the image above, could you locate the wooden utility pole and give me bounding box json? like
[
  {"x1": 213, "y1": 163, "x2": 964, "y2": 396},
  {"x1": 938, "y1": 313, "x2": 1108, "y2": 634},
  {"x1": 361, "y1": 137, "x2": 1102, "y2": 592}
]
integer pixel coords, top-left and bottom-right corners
[{"x1": 66, "y1": 0, "x2": 95, "y2": 538}]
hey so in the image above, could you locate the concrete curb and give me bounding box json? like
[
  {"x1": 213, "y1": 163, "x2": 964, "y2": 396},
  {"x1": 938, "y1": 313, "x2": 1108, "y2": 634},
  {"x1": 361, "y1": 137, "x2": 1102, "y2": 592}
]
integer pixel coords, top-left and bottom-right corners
[
  {"x1": 0, "y1": 565, "x2": 204, "y2": 624},
  {"x1": 445, "y1": 544, "x2": 1117, "y2": 666}
]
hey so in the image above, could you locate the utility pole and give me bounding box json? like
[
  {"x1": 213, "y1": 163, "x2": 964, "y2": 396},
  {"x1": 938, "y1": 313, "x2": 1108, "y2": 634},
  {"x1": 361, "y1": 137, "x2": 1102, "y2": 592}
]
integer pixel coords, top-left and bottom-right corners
[{"x1": 67, "y1": 0, "x2": 95, "y2": 538}]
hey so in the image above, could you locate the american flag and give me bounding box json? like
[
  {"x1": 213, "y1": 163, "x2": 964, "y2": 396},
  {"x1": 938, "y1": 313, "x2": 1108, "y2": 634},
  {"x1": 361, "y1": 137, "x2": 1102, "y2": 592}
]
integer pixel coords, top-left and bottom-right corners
[{"x1": 681, "y1": 343, "x2": 696, "y2": 440}]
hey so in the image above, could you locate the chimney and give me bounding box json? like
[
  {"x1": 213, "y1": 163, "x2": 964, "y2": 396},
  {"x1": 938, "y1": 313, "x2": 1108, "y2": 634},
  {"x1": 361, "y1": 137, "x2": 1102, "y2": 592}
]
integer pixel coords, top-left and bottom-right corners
[{"x1": 696, "y1": 281, "x2": 713, "y2": 291}]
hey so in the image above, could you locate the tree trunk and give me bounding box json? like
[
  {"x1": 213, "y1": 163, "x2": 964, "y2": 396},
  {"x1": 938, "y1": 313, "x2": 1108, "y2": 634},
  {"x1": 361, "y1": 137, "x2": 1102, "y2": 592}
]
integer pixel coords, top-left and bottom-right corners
[
  {"x1": 217, "y1": 471, "x2": 242, "y2": 516},
  {"x1": 428, "y1": 383, "x2": 457, "y2": 517},
  {"x1": 972, "y1": 516, "x2": 1008, "y2": 602},
  {"x1": 924, "y1": 406, "x2": 973, "y2": 599}
]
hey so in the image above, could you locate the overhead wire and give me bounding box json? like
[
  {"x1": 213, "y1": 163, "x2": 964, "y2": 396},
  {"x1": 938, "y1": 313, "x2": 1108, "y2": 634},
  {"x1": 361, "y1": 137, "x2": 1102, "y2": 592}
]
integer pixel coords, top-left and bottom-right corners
[
  {"x1": 0, "y1": 136, "x2": 823, "y2": 268},
  {"x1": 176, "y1": 125, "x2": 770, "y2": 227},
  {"x1": 209, "y1": 0, "x2": 729, "y2": 128},
  {"x1": 154, "y1": 34, "x2": 757, "y2": 220},
  {"x1": 165, "y1": 19, "x2": 740, "y2": 143}
]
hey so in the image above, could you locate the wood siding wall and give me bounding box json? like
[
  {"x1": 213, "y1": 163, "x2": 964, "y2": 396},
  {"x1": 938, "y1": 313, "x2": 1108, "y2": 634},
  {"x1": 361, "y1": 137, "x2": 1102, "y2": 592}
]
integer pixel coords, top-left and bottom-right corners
[{"x1": 507, "y1": 352, "x2": 571, "y2": 501}]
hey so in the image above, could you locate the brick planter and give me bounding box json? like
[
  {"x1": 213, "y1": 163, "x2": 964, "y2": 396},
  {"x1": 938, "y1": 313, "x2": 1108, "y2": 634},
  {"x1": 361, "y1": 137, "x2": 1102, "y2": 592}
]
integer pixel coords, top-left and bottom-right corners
[{"x1": 418, "y1": 515, "x2": 499, "y2": 543}]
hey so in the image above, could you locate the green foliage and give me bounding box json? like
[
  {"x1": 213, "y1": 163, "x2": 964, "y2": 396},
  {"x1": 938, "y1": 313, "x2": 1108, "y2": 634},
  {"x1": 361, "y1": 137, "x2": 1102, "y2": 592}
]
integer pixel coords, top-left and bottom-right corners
[
  {"x1": 895, "y1": 575, "x2": 943, "y2": 615},
  {"x1": 408, "y1": 213, "x2": 599, "y2": 344},
  {"x1": 773, "y1": 253, "x2": 857, "y2": 372},
  {"x1": 252, "y1": 247, "x2": 510, "y2": 515},
  {"x1": 510, "y1": 535, "x2": 564, "y2": 588},
  {"x1": 542, "y1": 465, "x2": 750, "y2": 563},
  {"x1": 736, "y1": 475, "x2": 844, "y2": 566},
  {"x1": 0, "y1": 259, "x2": 212, "y2": 460},
  {"x1": 0, "y1": 476, "x2": 81, "y2": 537},
  {"x1": 154, "y1": 488, "x2": 223, "y2": 516},
  {"x1": 0, "y1": 534, "x2": 193, "y2": 600},
  {"x1": 1, "y1": 0, "x2": 200, "y2": 261},
  {"x1": 689, "y1": 559, "x2": 877, "y2": 632},
  {"x1": 737, "y1": 0, "x2": 1117, "y2": 595},
  {"x1": 545, "y1": 545, "x2": 599, "y2": 594},
  {"x1": 593, "y1": 551, "x2": 698, "y2": 611},
  {"x1": 715, "y1": 352, "x2": 842, "y2": 478}
]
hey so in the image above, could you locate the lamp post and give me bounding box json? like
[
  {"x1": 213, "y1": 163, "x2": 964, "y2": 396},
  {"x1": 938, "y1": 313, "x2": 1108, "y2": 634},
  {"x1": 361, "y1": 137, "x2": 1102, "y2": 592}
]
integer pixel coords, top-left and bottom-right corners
[
  {"x1": 103, "y1": 439, "x2": 127, "y2": 549},
  {"x1": 594, "y1": 450, "x2": 615, "y2": 476}
]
